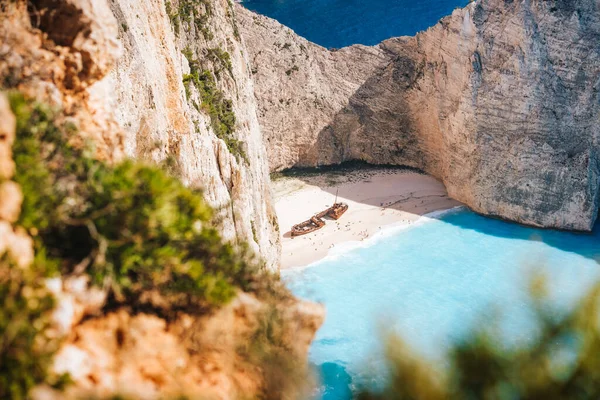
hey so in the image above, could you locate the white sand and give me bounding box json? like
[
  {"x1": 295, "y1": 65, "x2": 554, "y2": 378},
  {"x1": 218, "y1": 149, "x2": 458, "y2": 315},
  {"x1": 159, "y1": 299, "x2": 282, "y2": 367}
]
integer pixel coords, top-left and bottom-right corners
[{"x1": 272, "y1": 168, "x2": 462, "y2": 268}]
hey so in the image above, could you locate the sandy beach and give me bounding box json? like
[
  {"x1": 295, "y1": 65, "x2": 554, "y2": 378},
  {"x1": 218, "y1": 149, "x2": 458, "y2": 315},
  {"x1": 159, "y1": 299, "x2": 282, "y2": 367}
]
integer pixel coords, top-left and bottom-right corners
[{"x1": 272, "y1": 168, "x2": 462, "y2": 268}]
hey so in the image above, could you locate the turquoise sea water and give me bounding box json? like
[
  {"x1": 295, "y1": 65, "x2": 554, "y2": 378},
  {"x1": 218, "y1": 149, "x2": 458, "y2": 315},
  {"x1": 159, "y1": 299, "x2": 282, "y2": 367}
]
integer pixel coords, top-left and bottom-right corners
[
  {"x1": 283, "y1": 209, "x2": 600, "y2": 399},
  {"x1": 242, "y1": 0, "x2": 469, "y2": 48}
]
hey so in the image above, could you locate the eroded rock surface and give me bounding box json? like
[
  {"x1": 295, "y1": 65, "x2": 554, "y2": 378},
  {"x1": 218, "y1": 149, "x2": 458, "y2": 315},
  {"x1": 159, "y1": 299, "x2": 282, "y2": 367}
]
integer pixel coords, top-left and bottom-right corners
[
  {"x1": 36, "y1": 292, "x2": 324, "y2": 400},
  {"x1": 237, "y1": 9, "x2": 389, "y2": 171},
  {"x1": 0, "y1": 0, "x2": 124, "y2": 161},
  {"x1": 105, "y1": 0, "x2": 280, "y2": 269},
  {"x1": 240, "y1": 0, "x2": 600, "y2": 230}
]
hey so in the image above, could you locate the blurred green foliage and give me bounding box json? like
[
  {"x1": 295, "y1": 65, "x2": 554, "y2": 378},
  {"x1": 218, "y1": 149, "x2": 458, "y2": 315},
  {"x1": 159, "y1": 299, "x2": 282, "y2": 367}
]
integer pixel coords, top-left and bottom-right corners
[
  {"x1": 3, "y1": 91, "x2": 286, "y2": 397},
  {"x1": 9, "y1": 92, "x2": 272, "y2": 313},
  {"x1": 239, "y1": 306, "x2": 315, "y2": 400},
  {"x1": 359, "y1": 279, "x2": 600, "y2": 400},
  {"x1": 0, "y1": 260, "x2": 70, "y2": 399}
]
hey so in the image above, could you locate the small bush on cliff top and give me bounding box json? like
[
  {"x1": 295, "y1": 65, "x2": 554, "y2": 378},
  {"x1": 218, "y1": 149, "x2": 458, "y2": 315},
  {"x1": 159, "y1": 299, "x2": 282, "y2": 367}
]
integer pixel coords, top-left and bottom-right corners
[{"x1": 8, "y1": 92, "x2": 273, "y2": 314}]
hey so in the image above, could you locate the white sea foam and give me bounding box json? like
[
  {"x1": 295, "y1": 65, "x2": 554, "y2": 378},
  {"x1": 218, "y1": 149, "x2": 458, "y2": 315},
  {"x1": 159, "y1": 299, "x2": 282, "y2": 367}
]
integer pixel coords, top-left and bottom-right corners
[
  {"x1": 286, "y1": 204, "x2": 600, "y2": 399},
  {"x1": 284, "y1": 206, "x2": 466, "y2": 273}
]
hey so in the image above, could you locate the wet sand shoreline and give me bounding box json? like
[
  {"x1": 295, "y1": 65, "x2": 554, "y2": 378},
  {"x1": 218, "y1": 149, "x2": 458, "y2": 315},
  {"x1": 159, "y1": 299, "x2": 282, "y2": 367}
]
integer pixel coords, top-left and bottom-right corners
[{"x1": 272, "y1": 168, "x2": 462, "y2": 268}]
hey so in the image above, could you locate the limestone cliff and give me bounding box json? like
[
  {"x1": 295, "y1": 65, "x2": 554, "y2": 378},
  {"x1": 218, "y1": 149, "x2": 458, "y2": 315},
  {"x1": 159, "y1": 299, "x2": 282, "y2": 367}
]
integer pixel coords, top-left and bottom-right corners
[
  {"x1": 239, "y1": 0, "x2": 600, "y2": 231},
  {"x1": 0, "y1": 1, "x2": 323, "y2": 399},
  {"x1": 1, "y1": 0, "x2": 280, "y2": 269},
  {"x1": 104, "y1": 0, "x2": 280, "y2": 270},
  {"x1": 237, "y1": 9, "x2": 389, "y2": 171}
]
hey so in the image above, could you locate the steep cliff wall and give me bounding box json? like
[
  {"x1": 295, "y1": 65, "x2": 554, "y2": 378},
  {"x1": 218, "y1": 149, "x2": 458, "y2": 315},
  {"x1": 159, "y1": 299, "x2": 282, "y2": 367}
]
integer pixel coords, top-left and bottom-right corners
[
  {"x1": 104, "y1": 0, "x2": 280, "y2": 269},
  {"x1": 240, "y1": 0, "x2": 600, "y2": 231},
  {"x1": 236, "y1": 9, "x2": 390, "y2": 171},
  {"x1": 0, "y1": 1, "x2": 324, "y2": 399}
]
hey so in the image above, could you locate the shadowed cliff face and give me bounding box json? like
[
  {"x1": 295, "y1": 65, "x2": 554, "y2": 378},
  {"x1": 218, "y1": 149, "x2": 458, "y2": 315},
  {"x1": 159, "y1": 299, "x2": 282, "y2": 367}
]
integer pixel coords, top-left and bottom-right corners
[{"x1": 239, "y1": 0, "x2": 600, "y2": 231}]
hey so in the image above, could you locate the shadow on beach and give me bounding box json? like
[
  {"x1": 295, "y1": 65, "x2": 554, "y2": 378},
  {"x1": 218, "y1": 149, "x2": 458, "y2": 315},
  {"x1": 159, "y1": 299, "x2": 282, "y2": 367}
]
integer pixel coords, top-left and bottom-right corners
[
  {"x1": 273, "y1": 161, "x2": 457, "y2": 217},
  {"x1": 274, "y1": 161, "x2": 600, "y2": 265}
]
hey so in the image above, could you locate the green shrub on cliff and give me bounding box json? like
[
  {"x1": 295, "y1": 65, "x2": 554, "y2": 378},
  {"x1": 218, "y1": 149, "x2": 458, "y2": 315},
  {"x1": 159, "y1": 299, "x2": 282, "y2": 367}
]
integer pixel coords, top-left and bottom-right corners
[
  {"x1": 2, "y1": 90, "x2": 287, "y2": 400},
  {"x1": 165, "y1": 0, "x2": 213, "y2": 39},
  {"x1": 181, "y1": 51, "x2": 247, "y2": 164},
  {"x1": 207, "y1": 47, "x2": 233, "y2": 77},
  {"x1": 8, "y1": 92, "x2": 269, "y2": 314}
]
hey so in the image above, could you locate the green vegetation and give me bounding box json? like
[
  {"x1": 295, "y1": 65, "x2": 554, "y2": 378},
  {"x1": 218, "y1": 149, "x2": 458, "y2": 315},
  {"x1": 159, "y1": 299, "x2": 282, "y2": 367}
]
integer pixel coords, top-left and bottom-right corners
[
  {"x1": 271, "y1": 215, "x2": 279, "y2": 233},
  {"x1": 0, "y1": 259, "x2": 70, "y2": 400},
  {"x1": 359, "y1": 277, "x2": 600, "y2": 400},
  {"x1": 165, "y1": 0, "x2": 213, "y2": 39},
  {"x1": 162, "y1": 154, "x2": 183, "y2": 178},
  {"x1": 207, "y1": 47, "x2": 233, "y2": 78},
  {"x1": 184, "y1": 46, "x2": 233, "y2": 80},
  {"x1": 227, "y1": 0, "x2": 241, "y2": 40},
  {"x1": 165, "y1": 1, "x2": 181, "y2": 35},
  {"x1": 181, "y1": 51, "x2": 247, "y2": 164},
  {"x1": 181, "y1": 46, "x2": 194, "y2": 64},
  {"x1": 0, "y1": 96, "x2": 67, "y2": 400},
  {"x1": 9, "y1": 92, "x2": 270, "y2": 312},
  {"x1": 0, "y1": 91, "x2": 288, "y2": 400},
  {"x1": 251, "y1": 221, "x2": 258, "y2": 244},
  {"x1": 240, "y1": 307, "x2": 314, "y2": 400}
]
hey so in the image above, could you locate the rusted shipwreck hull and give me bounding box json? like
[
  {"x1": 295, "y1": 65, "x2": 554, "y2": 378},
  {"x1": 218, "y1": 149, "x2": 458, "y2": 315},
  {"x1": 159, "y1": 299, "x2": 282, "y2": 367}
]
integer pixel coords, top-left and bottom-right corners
[
  {"x1": 291, "y1": 216, "x2": 326, "y2": 236},
  {"x1": 324, "y1": 202, "x2": 348, "y2": 220},
  {"x1": 291, "y1": 202, "x2": 349, "y2": 237}
]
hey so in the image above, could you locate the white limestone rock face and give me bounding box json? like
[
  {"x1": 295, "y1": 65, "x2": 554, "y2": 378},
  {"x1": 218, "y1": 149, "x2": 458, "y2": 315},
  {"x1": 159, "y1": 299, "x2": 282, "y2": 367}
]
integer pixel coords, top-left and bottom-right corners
[
  {"x1": 240, "y1": 0, "x2": 600, "y2": 231},
  {"x1": 237, "y1": 7, "x2": 390, "y2": 171},
  {"x1": 104, "y1": 0, "x2": 280, "y2": 269}
]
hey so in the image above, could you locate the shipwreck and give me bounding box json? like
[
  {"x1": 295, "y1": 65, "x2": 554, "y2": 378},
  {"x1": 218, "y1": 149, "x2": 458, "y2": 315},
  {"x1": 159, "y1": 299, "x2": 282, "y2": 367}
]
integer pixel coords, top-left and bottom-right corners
[{"x1": 291, "y1": 190, "x2": 349, "y2": 237}]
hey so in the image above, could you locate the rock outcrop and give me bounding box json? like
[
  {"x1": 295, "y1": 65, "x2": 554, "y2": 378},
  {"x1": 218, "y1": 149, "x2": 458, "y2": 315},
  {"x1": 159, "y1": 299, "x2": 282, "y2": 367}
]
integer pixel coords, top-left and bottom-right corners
[
  {"x1": 237, "y1": 9, "x2": 389, "y2": 171},
  {"x1": 0, "y1": 0, "x2": 124, "y2": 161},
  {"x1": 239, "y1": 0, "x2": 600, "y2": 231},
  {"x1": 35, "y1": 288, "x2": 323, "y2": 400}
]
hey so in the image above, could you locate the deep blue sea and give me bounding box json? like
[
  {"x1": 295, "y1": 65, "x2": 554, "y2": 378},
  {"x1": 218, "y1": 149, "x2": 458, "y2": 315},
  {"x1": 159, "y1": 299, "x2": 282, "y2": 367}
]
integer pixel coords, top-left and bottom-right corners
[
  {"x1": 242, "y1": 0, "x2": 469, "y2": 48},
  {"x1": 283, "y1": 209, "x2": 600, "y2": 399}
]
